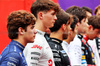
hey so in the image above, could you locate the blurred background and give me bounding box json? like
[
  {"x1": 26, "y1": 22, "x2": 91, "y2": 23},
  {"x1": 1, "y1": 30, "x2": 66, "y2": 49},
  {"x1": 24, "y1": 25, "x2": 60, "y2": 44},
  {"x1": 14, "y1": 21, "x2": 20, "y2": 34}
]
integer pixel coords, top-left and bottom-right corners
[{"x1": 0, "y1": 0, "x2": 100, "y2": 53}]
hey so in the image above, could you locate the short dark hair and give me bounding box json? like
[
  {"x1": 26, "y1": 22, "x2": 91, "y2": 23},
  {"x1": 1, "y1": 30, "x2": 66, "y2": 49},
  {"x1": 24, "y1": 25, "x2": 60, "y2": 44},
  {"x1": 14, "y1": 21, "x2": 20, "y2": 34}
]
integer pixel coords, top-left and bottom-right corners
[
  {"x1": 31, "y1": 0, "x2": 60, "y2": 18},
  {"x1": 88, "y1": 15, "x2": 100, "y2": 29},
  {"x1": 7, "y1": 10, "x2": 36, "y2": 39},
  {"x1": 94, "y1": 5, "x2": 100, "y2": 15},
  {"x1": 70, "y1": 15, "x2": 79, "y2": 31},
  {"x1": 50, "y1": 9, "x2": 70, "y2": 32},
  {"x1": 81, "y1": 6, "x2": 92, "y2": 14},
  {"x1": 66, "y1": 6, "x2": 86, "y2": 22}
]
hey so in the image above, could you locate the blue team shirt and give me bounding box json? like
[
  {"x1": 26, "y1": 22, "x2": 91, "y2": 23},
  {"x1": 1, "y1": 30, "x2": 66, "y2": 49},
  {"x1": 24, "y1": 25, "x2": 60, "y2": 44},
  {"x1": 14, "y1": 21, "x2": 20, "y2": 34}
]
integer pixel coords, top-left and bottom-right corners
[{"x1": 0, "y1": 40, "x2": 27, "y2": 66}]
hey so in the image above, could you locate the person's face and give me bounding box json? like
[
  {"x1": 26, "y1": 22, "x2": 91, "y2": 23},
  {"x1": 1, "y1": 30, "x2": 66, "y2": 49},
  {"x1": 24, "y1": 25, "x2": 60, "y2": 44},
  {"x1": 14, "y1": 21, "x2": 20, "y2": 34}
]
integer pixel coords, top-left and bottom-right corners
[
  {"x1": 23, "y1": 24, "x2": 37, "y2": 43},
  {"x1": 70, "y1": 29, "x2": 76, "y2": 41},
  {"x1": 86, "y1": 11, "x2": 92, "y2": 18},
  {"x1": 65, "y1": 24, "x2": 70, "y2": 35},
  {"x1": 42, "y1": 9, "x2": 57, "y2": 28},
  {"x1": 63, "y1": 22, "x2": 71, "y2": 39},
  {"x1": 96, "y1": 9, "x2": 100, "y2": 16},
  {"x1": 87, "y1": 27, "x2": 100, "y2": 40},
  {"x1": 77, "y1": 18, "x2": 88, "y2": 34}
]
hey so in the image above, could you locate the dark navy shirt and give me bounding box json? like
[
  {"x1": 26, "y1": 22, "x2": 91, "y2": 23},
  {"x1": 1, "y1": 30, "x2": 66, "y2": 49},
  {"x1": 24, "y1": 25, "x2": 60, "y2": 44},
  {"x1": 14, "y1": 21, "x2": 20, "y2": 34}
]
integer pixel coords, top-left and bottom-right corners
[{"x1": 0, "y1": 40, "x2": 27, "y2": 66}]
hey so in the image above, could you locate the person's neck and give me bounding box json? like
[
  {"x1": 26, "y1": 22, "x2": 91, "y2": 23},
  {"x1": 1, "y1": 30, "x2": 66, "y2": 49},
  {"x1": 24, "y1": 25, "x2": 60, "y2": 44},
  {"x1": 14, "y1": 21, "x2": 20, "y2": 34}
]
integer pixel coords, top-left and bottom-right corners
[
  {"x1": 50, "y1": 32, "x2": 63, "y2": 41},
  {"x1": 83, "y1": 34, "x2": 89, "y2": 42},
  {"x1": 34, "y1": 20, "x2": 46, "y2": 32},
  {"x1": 64, "y1": 37, "x2": 71, "y2": 44},
  {"x1": 13, "y1": 38, "x2": 27, "y2": 47},
  {"x1": 77, "y1": 33, "x2": 85, "y2": 36},
  {"x1": 79, "y1": 33, "x2": 84, "y2": 36}
]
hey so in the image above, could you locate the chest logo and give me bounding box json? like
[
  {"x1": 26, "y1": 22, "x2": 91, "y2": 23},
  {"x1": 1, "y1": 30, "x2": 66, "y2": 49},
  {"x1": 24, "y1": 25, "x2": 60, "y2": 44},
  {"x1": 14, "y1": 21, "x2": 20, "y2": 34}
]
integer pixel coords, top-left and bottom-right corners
[{"x1": 31, "y1": 45, "x2": 42, "y2": 50}]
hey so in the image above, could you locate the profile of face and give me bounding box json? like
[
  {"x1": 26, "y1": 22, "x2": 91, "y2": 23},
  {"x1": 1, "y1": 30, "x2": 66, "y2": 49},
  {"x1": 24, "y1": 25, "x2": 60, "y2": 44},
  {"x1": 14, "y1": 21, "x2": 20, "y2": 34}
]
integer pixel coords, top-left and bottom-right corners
[
  {"x1": 77, "y1": 18, "x2": 88, "y2": 34},
  {"x1": 23, "y1": 24, "x2": 37, "y2": 43},
  {"x1": 87, "y1": 26, "x2": 100, "y2": 40},
  {"x1": 42, "y1": 9, "x2": 57, "y2": 28},
  {"x1": 86, "y1": 11, "x2": 92, "y2": 18},
  {"x1": 96, "y1": 9, "x2": 100, "y2": 16},
  {"x1": 63, "y1": 23, "x2": 71, "y2": 39},
  {"x1": 66, "y1": 24, "x2": 71, "y2": 35},
  {"x1": 70, "y1": 29, "x2": 76, "y2": 41}
]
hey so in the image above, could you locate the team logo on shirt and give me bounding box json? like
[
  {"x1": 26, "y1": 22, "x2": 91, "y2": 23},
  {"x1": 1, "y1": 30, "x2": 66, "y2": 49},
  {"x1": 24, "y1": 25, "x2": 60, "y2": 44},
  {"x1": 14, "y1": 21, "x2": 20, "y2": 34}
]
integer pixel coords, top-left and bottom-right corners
[
  {"x1": 7, "y1": 62, "x2": 16, "y2": 66},
  {"x1": 31, "y1": 45, "x2": 42, "y2": 50},
  {"x1": 48, "y1": 59, "x2": 53, "y2": 66},
  {"x1": 91, "y1": 53, "x2": 94, "y2": 58}
]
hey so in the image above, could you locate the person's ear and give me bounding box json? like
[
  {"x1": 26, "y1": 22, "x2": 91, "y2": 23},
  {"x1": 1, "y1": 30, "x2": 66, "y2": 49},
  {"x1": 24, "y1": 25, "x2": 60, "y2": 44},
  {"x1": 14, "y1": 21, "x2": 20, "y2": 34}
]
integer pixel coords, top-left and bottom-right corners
[
  {"x1": 76, "y1": 22, "x2": 80, "y2": 26},
  {"x1": 61, "y1": 24, "x2": 66, "y2": 31},
  {"x1": 69, "y1": 28, "x2": 72, "y2": 35},
  {"x1": 18, "y1": 27, "x2": 24, "y2": 35},
  {"x1": 38, "y1": 12, "x2": 43, "y2": 20},
  {"x1": 88, "y1": 25, "x2": 93, "y2": 30}
]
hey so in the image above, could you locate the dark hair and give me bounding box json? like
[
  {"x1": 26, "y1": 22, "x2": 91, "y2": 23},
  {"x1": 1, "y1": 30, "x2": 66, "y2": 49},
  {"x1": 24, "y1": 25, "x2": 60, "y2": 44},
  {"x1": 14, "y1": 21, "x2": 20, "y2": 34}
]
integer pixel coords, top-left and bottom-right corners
[
  {"x1": 66, "y1": 6, "x2": 86, "y2": 22},
  {"x1": 70, "y1": 15, "x2": 79, "y2": 31},
  {"x1": 88, "y1": 15, "x2": 100, "y2": 29},
  {"x1": 81, "y1": 6, "x2": 92, "y2": 14},
  {"x1": 7, "y1": 10, "x2": 36, "y2": 39},
  {"x1": 94, "y1": 5, "x2": 100, "y2": 15},
  {"x1": 50, "y1": 9, "x2": 70, "y2": 32},
  {"x1": 31, "y1": 0, "x2": 60, "y2": 18}
]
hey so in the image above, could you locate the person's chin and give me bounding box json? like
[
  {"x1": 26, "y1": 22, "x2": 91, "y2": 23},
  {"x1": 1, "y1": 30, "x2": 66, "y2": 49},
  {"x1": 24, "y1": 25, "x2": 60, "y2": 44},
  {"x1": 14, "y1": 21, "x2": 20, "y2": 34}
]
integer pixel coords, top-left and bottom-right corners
[
  {"x1": 29, "y1": 40, "x2": 34, "y2": 43},
  {"x1": 90, "y1": 38, "x2": 94, "y2": 40},
  {"x1": 29, "y1": 39, "x2": 35, "y2": 43},
  {"x1": 49, "y1": 25, "x2": 53, "y2": 28}
]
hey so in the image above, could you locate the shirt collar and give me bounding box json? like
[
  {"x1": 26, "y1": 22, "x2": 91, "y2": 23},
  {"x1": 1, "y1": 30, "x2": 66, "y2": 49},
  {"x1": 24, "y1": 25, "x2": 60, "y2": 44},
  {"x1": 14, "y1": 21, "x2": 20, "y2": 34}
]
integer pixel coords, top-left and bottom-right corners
[
  {"x1": 50, "y1": 38, "x2": 62, "y2": 44},
  {"x1": 36, "y1": 29, "x2": 45, "y2": 36},
  {"x1": 78, "y1": 34, "x2": 83, "y2": 39},
  {"x1": 10, "y1": 40, "x2": 24, "y2": 51},
  {"x1": 83, "y1": 35, "x2": 88, "y2": 42},
  {"x1": 62, "y1": 41, "x2": 69, "y2": 45}
]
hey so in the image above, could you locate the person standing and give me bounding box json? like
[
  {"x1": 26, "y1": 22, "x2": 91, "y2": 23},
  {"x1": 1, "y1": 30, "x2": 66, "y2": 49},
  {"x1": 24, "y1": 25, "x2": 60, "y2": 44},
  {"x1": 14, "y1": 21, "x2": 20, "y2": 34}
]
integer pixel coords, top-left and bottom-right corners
[
  {"x1": 77, "y1": 15, "x2": 100, "y2": 66},
  {"x1": 66, "y1": 6, "x2": 88, "y2": 65},
  {"x1": 0, "y1": 10, "x2": 36, "y2": 66},
  {"x1": 62, "y1": 15, "x2": 79, "y2": 59},
  {"x1": 48, "y1": 9, "x2": 72, "y2": 66},
  {"x1": 82, "y1": 6, "x2": 100, "y2": 66},
  {"x1": 94, "y1": 5, "x2": 100, "y2": 57},
  {"x1": 23, "y1": 0, "x2": 60, "y2": 66}
]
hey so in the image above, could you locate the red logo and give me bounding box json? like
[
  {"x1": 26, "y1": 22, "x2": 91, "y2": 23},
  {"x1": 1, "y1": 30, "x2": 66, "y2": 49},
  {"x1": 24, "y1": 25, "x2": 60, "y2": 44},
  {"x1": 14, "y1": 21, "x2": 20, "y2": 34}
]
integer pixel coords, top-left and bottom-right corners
[
  {"x1": 48, "y1": 59, "x2": 53, "y2": 66},
  {"x1": 31, "y1": 45, "x2": 42, "y2": 50},
  {"x1": 87, "y1": 64, "x2": 96, "y2": 66}
]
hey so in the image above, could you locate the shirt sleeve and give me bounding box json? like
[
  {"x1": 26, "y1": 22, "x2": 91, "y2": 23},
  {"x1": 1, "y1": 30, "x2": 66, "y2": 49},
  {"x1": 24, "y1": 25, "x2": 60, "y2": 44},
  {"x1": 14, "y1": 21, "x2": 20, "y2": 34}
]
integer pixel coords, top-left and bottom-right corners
[
  {"x1": 0, "y1": 52, "x2": 20, "y2": 66},
  {"x1": 23, "y1": 42, "x2": 43, "y2": 66}
]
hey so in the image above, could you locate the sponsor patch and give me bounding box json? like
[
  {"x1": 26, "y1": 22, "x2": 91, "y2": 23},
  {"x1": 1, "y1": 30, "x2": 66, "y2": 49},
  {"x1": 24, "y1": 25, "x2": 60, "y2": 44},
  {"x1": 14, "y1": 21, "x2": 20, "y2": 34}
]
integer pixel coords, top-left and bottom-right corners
[
  {"x1": 31, "y1": 52, "x2": 40, "y2": 56},
  {"x1": 31, "y1": 45, "x2": 42, "y2": 50},
  {"x1": 31, "y1": 57, "x2": 39, "y2": 60},
  {"x1": 9, "y1": 57, "x2": 19, "y2": 63},
  {"x1": 7, "y1": 62, "x2": 16, "y2": 66}
]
